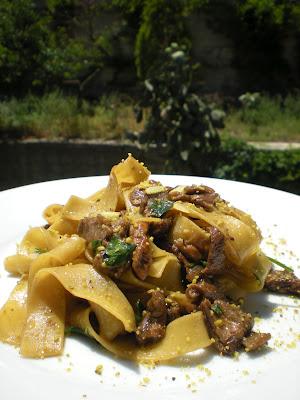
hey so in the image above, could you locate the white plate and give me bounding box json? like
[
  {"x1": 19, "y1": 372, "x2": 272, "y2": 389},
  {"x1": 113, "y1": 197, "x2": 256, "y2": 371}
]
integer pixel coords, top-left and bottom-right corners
[{"x1": 0, "y1": 176, "x2": 299, "y2": 400}]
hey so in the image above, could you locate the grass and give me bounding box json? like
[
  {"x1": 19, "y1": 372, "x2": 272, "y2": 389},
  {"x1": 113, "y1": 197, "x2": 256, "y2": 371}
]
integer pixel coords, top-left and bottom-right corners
[
  {"x1": 0, "y1": 91, "x2": 299, "y2": 142},
  {"x1": 222, "y1": 93, "x2": 300, "y2": 142},
  {"x1": 0, "y1": 91, "x2": 143, "y2": 140}
]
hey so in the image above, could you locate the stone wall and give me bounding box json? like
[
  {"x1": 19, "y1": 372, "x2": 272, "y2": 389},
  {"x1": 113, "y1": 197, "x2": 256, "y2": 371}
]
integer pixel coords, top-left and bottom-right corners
[
  {"x1": 1, "y1": 139, "x2": 299, "y2": 194},
  {"x1": 0, "y1": 140, "x2": 165, "y2": 191}
]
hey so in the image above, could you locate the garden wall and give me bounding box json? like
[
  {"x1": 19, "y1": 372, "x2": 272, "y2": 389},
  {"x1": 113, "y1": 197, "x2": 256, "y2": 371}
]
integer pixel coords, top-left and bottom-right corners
[
  {"x1": 1, "y1": 140, "x2": 299, "y2": 194},
  {"x1": 0, "y1": 140, "x2": 165, "y2": 191}
]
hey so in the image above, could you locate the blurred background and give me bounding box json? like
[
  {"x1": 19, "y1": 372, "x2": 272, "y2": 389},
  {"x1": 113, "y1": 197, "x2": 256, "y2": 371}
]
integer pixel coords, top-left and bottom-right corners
[{"x1": 0, "y1": 0, "x2": 299, "y2": 193}]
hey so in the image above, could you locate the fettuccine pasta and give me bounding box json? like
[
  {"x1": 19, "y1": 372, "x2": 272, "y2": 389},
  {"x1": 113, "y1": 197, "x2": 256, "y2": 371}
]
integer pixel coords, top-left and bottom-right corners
[{"x1": 1, "y1": 154, "x2": 281, "y2": 362}]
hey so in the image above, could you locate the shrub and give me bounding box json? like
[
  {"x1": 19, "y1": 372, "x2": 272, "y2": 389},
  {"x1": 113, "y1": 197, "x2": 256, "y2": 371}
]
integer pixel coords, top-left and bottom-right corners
[
  {"x1": 114, "y1": 0, "x2": 207, "y2": 78},
  {"x1": 0, "y1": 0, "x2": 116, "y2": 94},
  {"x1": 0, "y1": 0, "x2": 52, "y2": 93},
  {"x1": 134, "y1": 42, "x2": 225, "y2": 173},
  {"x1": 239, "y1": 94, "x2": 282, "y2": 127},
  {"x1": 224, "y1": 92, "x2": 300, "y2": 141},
  {"x1": 213, "y1": 138, "x2": 300, "y2": 194},
  {"x1": 0, "y1": 92, "x2": 140, "y2": 140}
]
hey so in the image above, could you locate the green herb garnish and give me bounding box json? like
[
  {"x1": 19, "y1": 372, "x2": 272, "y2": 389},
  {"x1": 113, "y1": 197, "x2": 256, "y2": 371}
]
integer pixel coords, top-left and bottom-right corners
[
  {"x1": 65, "y1": 326, "x2": 88, "y2": 336},
  {"x1": 253, "y1": 272, "x2": 262, "y2": 284},
  {"x1": 188, "y1": 260, "x2": 207, "y2": 269},
  {"x1": 148, "y1": 199, "x2": 173, "y2": 217},
  {"x1": 211, "y1": 304, "x2": 223, "y2": 316},
  {"x1": 104, "y1": 236, "x2": 136, "y2": 267},
  {"x1": 267, "y1": 256, "x2": 293, "y2": 272},
  {"x1": 34, "y1": 247, "x2": 48, "y2": 254},
  {"x1": 91, "y1": 239, "x2": 102, "y2": 255},
  {"x1": 135, "y1": 299, "x2": 145, "y2": 324}
]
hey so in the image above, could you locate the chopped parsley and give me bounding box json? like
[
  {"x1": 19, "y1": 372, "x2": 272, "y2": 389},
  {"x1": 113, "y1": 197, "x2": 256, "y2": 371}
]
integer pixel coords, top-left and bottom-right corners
[
  {"x1": 267, "y1": 256, "x2": 293, "y2": 272},
  {"x1": 65, "y1": 326, "x2": 87, "y2": 336},
  {"x1": 199, "y1": 260, "x2": 207, "y2": 268},
  {"x1": 135, "y1": 299, "x2": 145, "y2": 324},
  {"x1": 103, "y1": 236, "x2": 136, "y2": 267},
  {"x1": 253, "y1": 272, "x2": 262, "y2": 284},
  {"x1": 148, "y1": 199, "x2": 173, "y2": 217},
  {"x1": 211, "y1": 304, "x2": 223, "y2": 316},
  {"x1": 189, "y1": 260, "x2": 207, "y2": 269},
  {"x1": 34, "y1": 247, "x2": 48, "y2": 254},
  {"x1": 91, "y1": 239, "x2": 102, "y2": 255}
]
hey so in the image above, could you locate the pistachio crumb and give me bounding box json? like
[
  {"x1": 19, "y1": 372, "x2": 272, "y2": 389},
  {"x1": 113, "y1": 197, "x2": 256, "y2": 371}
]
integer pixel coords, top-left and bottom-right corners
[{"x1": 95, "y1": 364, "x2": 103, "y2": 375}]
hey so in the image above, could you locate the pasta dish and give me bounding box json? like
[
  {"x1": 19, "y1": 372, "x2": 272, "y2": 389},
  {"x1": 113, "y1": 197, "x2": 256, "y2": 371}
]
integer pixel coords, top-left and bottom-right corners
[{"x1": 0, "y1": 155, "x2": 299, "y2": 362}]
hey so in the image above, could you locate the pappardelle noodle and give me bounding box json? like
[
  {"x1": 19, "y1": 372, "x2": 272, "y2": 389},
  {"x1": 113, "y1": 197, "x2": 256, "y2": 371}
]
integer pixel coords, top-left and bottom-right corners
[{"x1": 1, "y1": 155, "x2": 281, "y2": 361}]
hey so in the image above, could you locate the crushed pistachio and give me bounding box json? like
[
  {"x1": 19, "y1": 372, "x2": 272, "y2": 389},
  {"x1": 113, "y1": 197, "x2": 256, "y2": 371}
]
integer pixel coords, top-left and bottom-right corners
[
  {"x1": 140, "y1": 377, "x2": 150, "y2": 386},
  {"x1": 214, "y1": 319, "x2": 223, "y2": 327},
  {"x1": 95, "y1": 364, "x2": 103, "y2": 375},
  {"x1": 145, "y1": 185, "x2": 166, "y2": 195}
]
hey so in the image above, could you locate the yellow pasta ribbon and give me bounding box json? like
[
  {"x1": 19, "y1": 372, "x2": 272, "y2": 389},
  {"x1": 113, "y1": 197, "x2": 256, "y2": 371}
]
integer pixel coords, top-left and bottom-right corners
[
  {"x1": 28, "y1": 235, "x2": 86, "y2": 287},
  {"x1": 21, "y1": 264, "x2": 135, "y2": 358},
  {"x1": 0, "y1": 277, "x2": 28, "y2": 346},
  {"x1": 68, "y1": 305, "x2": 211, "y2": 362}
]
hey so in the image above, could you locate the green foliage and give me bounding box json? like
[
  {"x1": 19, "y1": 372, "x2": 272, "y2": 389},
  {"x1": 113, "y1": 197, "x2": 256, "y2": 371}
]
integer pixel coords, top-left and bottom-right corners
[
  {"x1": 213, "y1": 138, "x2": 300, "y2": 194},
  {"x1": 237, "y1": 0, "x2": 286, "y2": 25},
  {"x1": 239, "y1": 94, "x2": 282, "y2": 126},
  {"x1": 0, "y1": 91, "x2": 140, "y2": 140},
  {"x1": 1, "y1": 0, "x2": 300, "y2": 95},
  {"x1": 134, "y1": 0, "x2": 206, "y2": 78},
  {"x1": 0, "y1": 0, "x2": 51, "y2": 91},
  {"x1": 114, "y1": 0, "x2": 207, "y2": 78},
  {"x1": 283, "y1": 92, "x2": 300, "y2": 117},
  {"x1": 0, "y1": 0, "x2": 120, "y2": 94},
  {"x1": 0, "y1": 91, "x2": 81, "y2": 137},
  {"x1": 199, "y1": 1, "x2": 300, "y2": 92},
  {"x1": 224, "y1": 93, "x2": 300, "y2": 141},
  {"x1": 136, "y1": 43, "x2": 225, "y2": 173},
  {"x1": 238, "y1": 92, "x2": 261, "y2": 109},
  {"x1": 236, "y1": 0, "x2": 300, "y2": 28}
]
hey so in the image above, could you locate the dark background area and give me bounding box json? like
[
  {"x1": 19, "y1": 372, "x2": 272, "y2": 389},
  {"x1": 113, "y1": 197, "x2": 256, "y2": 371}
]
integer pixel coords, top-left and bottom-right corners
[{"x1": 0, "y1": 1, "x2": 299, "y2": 194}]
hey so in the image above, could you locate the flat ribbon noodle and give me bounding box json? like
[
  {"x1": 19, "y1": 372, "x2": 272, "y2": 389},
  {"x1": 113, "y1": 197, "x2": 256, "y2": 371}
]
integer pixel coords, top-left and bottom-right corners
[
  {"x1": 90, "y1": 302, "x2": 124, "y2": 340},
  {"x1": 147, "y1": 243, "x2": 183, "y2": 292},
  {"x1": 21, "y1": 264, "x2": 135, "y2": 358},
  {"x1": 171, "y1": 215, "x2": 210, "y2": 248},
  {"x1": 43, "y1": 204, "x2": 63, "y2": 225},
  {"x1": 68, "y1": 305, "x2": 211, "y2": 362},
  {"x1": 21, "y1": 273, "x2": 66, "y2": 358},
  {"x1": 86, "y1": 188, "x2": 105, "y2": 202},
  {"x1": 173, "y1": 202, "x2": 260, "y2": 266},
  {"x1": 28, "y1": 235, "x2": 86, "y2": 287},
  {"x1": 49, "y1": 196, "x2": 94, "y2": 233},
  {"x1": 61, "y1": 195, "x2": 94, "y2": 221},
  {"x1": 97, "y1": 155, "x2": 150, "y2": 212},
  {"x1": 231, "y1": 251, "x2": 272, "y2": 292},
  {"x1": 5, "y1": 228, "x2": 69, "y2": 275},
  {"x1": 216, "y1": 202, "x2": 262, "y2": 240},
  {"x1": 4, "y1": 254, "x2": 33, "y2": 276},
  {"x1": 0, "y1": 277, "x2": 28, "y2": 345},
  {"x1": 118, "y1": 242, "x2": 183, "y2": 292},
  {"x1": 49, "y1": 218, "x2": 79, "y2": 235}
]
